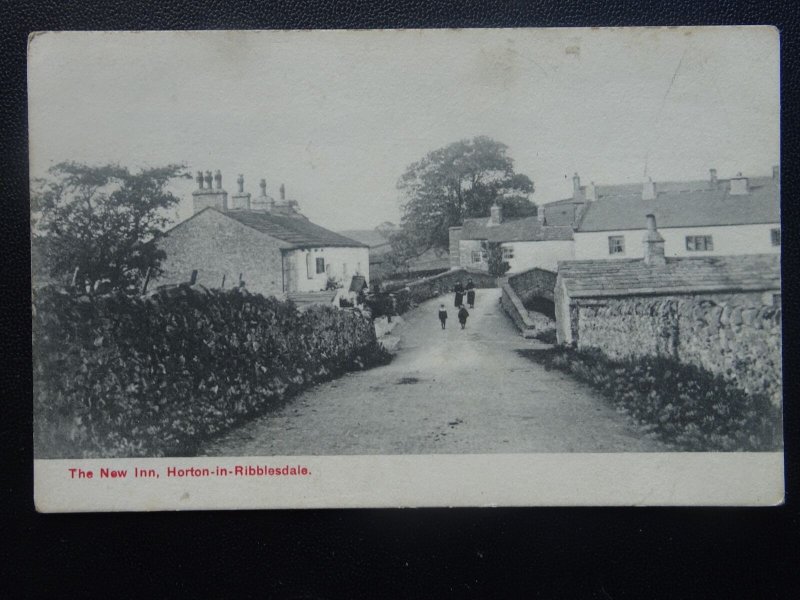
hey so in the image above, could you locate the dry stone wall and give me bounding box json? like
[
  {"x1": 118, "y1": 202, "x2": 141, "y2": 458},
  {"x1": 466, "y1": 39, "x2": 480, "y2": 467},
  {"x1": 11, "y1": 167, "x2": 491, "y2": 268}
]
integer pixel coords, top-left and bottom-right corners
[
  {"x1": 384, "y1": 268, "x2": 496, "y2": 305},
  {"x1": 572, "y1": 293, "x2": 782, "y2": 405}
]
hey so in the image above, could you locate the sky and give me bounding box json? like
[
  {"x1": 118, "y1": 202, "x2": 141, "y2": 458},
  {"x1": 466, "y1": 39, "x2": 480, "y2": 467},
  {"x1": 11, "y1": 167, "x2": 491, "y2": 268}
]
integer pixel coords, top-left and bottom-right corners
[{"x1": 28, "y1": 27, "x2": 779, "y2": 232}]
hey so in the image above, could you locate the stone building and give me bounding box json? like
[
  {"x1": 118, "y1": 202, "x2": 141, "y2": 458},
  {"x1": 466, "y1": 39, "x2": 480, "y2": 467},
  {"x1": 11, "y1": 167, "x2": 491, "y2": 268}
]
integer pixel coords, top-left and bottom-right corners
[
  {"x1": 448, "y1": 202, "x2": 574, "y2": 274},
  {"x1": 569, "y1": 168, "x2": 780, "y2": 260},
  {"x1": 156, "y1": 171, "x2": 369, "y2": 299},
  {"x1": 554, "y1": 215, "x2": 782, "y2": 402}
]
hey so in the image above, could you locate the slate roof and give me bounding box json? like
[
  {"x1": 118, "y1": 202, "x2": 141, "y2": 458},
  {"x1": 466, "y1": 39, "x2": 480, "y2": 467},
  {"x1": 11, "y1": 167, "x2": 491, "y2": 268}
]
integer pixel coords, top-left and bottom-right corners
[
  {"x1": 575, "y1": 178, "x2": 779, "y2": 232},
  {"x1": 461, "y1": 216, "x2": 574, "y2": 242},
  {"x1": 219, "y1": 209, "x2": 367, "y2": 248},
  {"x1": 558, "y1": 254, "x2": 781, "y2": 298}
]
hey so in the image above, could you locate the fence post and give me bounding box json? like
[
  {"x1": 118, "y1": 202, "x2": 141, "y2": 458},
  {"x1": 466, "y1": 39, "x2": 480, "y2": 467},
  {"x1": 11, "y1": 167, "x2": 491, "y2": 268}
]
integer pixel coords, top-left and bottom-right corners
[
  {"x1": 190, "y1": 270, "x2": 198, "y2": 285},
  {"x1": 221, "y1": 274, "x2": 226, "y2": 289}
]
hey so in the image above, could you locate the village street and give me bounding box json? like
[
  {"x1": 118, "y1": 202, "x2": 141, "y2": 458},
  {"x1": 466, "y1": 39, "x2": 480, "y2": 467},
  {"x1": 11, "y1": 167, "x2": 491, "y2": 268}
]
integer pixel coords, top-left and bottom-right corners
[{"x1": 201, "y1": 289, "x2": 667, "y2": 455}]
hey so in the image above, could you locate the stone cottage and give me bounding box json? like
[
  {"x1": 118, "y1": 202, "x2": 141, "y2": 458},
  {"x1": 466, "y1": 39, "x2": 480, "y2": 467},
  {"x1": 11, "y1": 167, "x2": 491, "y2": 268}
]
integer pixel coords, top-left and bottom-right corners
[
  {"x1": 448, "y1": 202, "x2": 574, "y2": 273},
  {"x1": 156, "y1": 171, "x2": 369, "y2": 298},
  {"x1": 555, "y1": 215, "x2": 782, "y2": 402}
]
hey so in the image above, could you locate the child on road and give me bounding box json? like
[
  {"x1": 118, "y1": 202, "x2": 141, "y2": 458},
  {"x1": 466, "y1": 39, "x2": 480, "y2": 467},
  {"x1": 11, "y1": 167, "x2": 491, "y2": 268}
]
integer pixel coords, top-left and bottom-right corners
[
  {"x1": 438, "y1": 304, "x2": 448, "y2": 329},
  {"x1": 457, "y1": 305, "x2": 469, "y2": 329}
]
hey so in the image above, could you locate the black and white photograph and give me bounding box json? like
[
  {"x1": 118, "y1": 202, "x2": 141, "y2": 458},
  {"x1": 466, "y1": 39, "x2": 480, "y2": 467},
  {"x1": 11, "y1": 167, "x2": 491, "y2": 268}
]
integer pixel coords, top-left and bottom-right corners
[{"x1": 29, "y1": 27, "x2": 782, "y2": 510}]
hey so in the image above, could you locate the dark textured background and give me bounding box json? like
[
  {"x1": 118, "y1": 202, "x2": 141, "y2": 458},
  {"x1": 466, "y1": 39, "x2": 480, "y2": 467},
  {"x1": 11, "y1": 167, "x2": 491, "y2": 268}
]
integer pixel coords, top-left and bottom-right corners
[{"x1": 3, "y1": 1, "x2": 799, "y2": 597}]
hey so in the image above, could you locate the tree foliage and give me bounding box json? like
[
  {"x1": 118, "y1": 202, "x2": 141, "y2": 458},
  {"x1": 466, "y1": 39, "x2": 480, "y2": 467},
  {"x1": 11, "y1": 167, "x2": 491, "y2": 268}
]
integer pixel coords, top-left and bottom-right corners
[
  {"x1": 394, "y1": 136, "x2": 535, "y2": 259},
  {"x1": 31, "y1": 162, "x2": 188, "y2": 291},
  {"x1": 483, "y1": 241, "x2": 511, "y2": 277}
]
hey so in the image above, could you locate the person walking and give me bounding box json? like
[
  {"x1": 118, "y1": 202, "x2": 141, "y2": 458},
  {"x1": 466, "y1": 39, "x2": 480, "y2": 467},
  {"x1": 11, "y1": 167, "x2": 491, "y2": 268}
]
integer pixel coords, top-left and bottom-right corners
[
  {"x1": 457, "y1": 305, "x2": 469, "y2": 329},
  {"x1": 453, "y1": 280, "x2": 464, "y2": 308},
  {"x1": 466, "y1": 278, "x2": 476, "y2": 308},
  {"x1": 438, "y1": 304, "x2": 448, "y2": 329}
]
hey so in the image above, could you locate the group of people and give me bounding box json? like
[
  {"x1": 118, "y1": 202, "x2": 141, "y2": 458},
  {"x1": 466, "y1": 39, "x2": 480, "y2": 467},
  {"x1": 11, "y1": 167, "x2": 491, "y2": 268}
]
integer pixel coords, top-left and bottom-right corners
[{"x1": 438, "y1": 278, "x2": 476, "y2": 330}]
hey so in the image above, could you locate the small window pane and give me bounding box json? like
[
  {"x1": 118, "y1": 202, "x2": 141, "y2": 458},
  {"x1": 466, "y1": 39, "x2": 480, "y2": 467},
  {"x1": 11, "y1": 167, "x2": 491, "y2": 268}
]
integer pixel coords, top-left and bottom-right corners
[
  {"x1": 608, "y1": 236, "x2": 625, "y2": 254},
  {"x1": 316, "y1": 257, "x2": 325, "y2": 274}
]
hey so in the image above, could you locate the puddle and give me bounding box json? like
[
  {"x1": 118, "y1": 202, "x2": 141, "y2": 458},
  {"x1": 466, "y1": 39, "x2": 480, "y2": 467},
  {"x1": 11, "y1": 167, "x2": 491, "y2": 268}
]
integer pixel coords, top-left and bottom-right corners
[{"x1": 396, "y1": 377, "x2": 420, "y2": 385}]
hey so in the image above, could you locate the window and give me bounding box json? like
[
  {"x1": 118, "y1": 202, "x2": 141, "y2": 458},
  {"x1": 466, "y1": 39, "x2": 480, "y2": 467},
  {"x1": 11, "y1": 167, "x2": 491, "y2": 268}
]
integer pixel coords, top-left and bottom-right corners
[
  {"x1": 502, "y1": 246, "x2": 514, "y2": 260},
  {"x1": 316, "y1": 257, "x2": 325, "y2": 274},
  {"x1": 471, "y1": 251, "x2": 483, "y2": 264},
  {"x1": 686, "y1": 235, "x2": 713, "y2": 251},
  {"x1": 771, "y1": 228, "x2": 781, "y2": 247},
  {"x1": 608, "y1": 236, "x2": 625, "y2": 255}
]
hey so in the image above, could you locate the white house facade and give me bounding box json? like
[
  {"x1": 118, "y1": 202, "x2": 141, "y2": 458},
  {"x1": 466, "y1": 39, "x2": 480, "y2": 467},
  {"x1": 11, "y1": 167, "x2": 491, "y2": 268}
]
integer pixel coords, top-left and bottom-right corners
[{"x1": 572, "y1": 170, "x2": 780, "y2": 260}]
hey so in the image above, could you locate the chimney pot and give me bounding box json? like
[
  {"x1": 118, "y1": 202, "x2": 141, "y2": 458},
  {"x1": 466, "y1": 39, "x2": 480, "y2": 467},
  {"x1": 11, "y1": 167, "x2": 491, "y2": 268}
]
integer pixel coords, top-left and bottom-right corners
[
  {"x1": 489, "y1": 202, "x2": 503, "y2": 225},
  {"x1": 572, "y1": 172, "x2": 582, "y2": 200},
  {"x1": 196, "y1": 170, "x2": 204, "y2": 189},
  {"x1": 259, "y1": 178, "x2": 267, "y2": 197},
  {"x1": 214, "y1": 170, "x2": 222, "y2": 190},
  {"x1": 585, "y1": 180, "x2": 597, "y2": 201},
  {"x1": 204, "y1": 170, "x2": 213, "y2": 189},
  {"x1": 237, "y1": 174, "x2": 244, "y2": 194}
]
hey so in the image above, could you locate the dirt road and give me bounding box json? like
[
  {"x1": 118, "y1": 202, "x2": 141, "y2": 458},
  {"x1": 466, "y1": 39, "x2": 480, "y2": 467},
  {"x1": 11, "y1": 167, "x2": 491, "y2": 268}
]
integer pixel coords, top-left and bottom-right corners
[{"x1": 200, "y1": 288, "x2": 667, "y2": 455}]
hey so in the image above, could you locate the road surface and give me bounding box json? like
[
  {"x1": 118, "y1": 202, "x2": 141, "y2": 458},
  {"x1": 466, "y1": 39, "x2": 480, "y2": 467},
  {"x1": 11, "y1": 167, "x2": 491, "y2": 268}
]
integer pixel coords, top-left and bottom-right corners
[{"x1": 200, "y1": 288, "x2": 667, "y2": 455}]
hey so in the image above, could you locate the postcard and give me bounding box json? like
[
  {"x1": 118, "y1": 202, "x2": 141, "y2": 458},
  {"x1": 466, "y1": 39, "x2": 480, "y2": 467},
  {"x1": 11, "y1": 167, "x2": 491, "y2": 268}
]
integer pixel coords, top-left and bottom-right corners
[{"x1": 30, "y1": 27, "x2": 782, "y2": 511}]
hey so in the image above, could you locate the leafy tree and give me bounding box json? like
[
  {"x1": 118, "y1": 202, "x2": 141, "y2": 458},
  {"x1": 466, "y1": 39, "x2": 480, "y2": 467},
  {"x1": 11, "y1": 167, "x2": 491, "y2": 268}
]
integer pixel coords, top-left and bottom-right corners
[
  {"x1": 394, "y1": 136, "x2": 535, "y2": 259},
  {"x1": 483, "y1": 241, "x2": 511, "y2": 277},
  {"x1": 31, "y1": 161, "x2": 188, "y2": 291}
]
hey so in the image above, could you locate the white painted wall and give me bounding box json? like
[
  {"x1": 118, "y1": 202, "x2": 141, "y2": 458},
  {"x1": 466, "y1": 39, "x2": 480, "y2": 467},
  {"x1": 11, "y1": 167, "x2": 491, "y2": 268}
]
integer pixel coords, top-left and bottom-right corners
[
  {"x1": 502, "y1": 240, "x2": 574, "y2": 273},
  {"x1": 573, "y1": 223, "x2": 781, "y2": 260},
  {"x1": 284, "y1": 246, "x2": 370, "y2": 293}
]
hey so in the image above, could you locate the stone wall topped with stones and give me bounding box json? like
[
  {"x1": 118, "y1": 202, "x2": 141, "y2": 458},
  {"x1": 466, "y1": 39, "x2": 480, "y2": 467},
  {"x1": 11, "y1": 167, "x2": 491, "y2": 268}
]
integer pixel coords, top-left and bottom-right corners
[
  {"x1": 507, "y1": 267, "x2": 557, "y2": 303},
  {"x1": 384, "y1": 267, "x2": 497, "y2": 306},
  {"x1": 572, "y1": 293, "x2": 782, "y2": 405}
]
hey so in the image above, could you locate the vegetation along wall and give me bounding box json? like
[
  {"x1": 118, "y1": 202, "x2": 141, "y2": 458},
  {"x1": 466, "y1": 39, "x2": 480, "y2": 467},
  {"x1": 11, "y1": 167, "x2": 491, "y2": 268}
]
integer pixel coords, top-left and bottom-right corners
[{"x1": 33, "y1": 284, "x2": 388, "y2": 458}]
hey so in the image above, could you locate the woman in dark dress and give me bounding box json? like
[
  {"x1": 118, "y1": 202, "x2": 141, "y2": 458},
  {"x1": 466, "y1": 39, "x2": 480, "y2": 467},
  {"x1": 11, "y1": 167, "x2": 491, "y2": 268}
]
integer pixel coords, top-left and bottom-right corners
[{"x1": 453, "y1": 280, "x2": 464, "y2": 308}]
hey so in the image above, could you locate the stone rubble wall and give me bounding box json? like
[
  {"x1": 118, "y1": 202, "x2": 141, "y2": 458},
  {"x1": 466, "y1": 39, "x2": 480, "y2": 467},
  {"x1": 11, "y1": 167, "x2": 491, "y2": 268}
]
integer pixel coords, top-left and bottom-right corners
[
  {"x1": 572, "y1": 293, "x2": 782, "y2": 405},
  {"x1": 507, "y1": 267, "x2": 557, "y2": 303},
  {"x1": 384, "y1": 268, "x2": 497, "y2": 305}
]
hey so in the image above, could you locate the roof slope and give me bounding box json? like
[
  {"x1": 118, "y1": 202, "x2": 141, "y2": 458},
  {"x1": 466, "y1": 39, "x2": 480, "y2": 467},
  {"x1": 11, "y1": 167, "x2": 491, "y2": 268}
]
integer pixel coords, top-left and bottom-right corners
[
  {"x1": 461, "y1": 216, "x2": 574, "y2": 242},
  {"x1": 558, "y1": 254, "x2": 780, "y2": 298},
  {"x1": 337, "y1": 229, "x2": 393, "y2": 249},
  {"x1": 221, "y1": 209, "x2": 367, "y2": 248},
  {"x1": 576, "y1": 179, "x2": 779, "y2": 232}
]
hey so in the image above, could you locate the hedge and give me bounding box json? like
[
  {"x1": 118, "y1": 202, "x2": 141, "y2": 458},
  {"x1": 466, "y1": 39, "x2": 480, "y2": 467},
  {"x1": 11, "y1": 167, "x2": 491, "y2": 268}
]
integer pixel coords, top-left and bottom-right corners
[
  {"x1": 518, "y1": 347, "x2": 782, "y2": 451},
  {"x1": 33, "y1": 285, "x2": 390, "y2": 458}
]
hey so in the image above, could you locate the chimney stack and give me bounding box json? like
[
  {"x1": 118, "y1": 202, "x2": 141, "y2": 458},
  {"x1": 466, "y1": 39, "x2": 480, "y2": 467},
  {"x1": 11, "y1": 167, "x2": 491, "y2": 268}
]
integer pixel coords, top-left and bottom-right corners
[
  {"x1": 642, "y1": 177, "x2": 656, "y2": 201},
  {"x1": 259, "y1": 178, "x2": 267, "y2": 197},
  {"x1": 710, "y1": 168, "x2": 718, "y2": 188},
  {"x1": 230, "y1": 174, "x2": 251, "y2": 210},
  {"x1": 192, "y1": 169, "x2": 228, "y2": 214},
  {"x1": 489, "y1": 202, "x2": 503, "y2": 225},
  {"x1": 642, "y1": 214, "x2": 666, "y2": 266},
  {"x1": 572, "y1": 173, "x2": 582, "y2": 200},
  {"x1": 729, "y1": 172, "x2": 749, "y2": 196}
]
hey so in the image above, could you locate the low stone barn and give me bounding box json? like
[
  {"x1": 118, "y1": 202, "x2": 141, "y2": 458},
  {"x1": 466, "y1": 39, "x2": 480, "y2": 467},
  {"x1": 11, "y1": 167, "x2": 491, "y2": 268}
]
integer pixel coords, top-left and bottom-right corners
[
  {"x1": 156, "y1": 171, "x2": 369, "y2": 298},
  {"x1": 555, "y1": 215, "x2": 782, "y2": 402}
]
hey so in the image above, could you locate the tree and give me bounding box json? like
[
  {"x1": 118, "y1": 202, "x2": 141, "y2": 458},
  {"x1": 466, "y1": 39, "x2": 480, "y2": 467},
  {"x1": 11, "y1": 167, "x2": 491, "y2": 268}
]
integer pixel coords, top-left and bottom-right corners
[
  {"x1": 394, "y1": 136, "x2": 535, "y2": 259},
  {"x1": 31, "y1": 161, "x2": 188, "y2": 291},
  {"x1": 483, "y1": 241, "x2": 511, "y2": 277}
]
